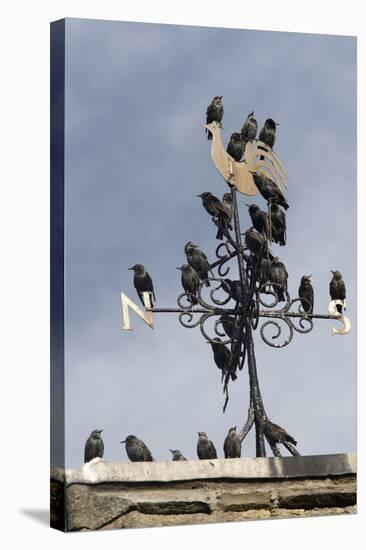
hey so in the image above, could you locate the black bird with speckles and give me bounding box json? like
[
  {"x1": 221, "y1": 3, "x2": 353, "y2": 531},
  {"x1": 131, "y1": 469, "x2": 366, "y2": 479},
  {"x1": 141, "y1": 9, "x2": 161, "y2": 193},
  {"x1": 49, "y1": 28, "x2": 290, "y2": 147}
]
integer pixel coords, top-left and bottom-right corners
[
  {"x1": 205, "y1": 96, "x2": 224, "y2": 140},
  {"x1": 121, "y1": 435, "x2": 154, "y2": 462},
  {"x1": 259, "y1": 118, "x2": 279, "y2": 149},
  {"x1": 169, "y1": 449, "x2": 187, "y2": 461},
  {"x1": 209, "y1": 337, "x2": 237, "y2": 381},
  {"x1": 223, "y1": 427, "x2": 241, "y2": 458},
  {"x1": 299, "y1": 275, "x2": 314, "y2": 314},
  {"x1": 84, "y1": 429, "x2": 104, "y2": 463},
  {"x1": 269, "y1": 257, "x2": 288, "y2": 302},
  {"x1": 227, "y1": 132, "x2": 245, "y2": 162},
  {"x1": 330, "y1": 270, "x2": 346, "y2": 313},
  {"x1": 264, "y1": 420, "x2": 297, "y2": 446},
  {"x1": 185, "y1": 242, "x2": 212, "y2": 286},
  {"x1": 241, "y1": 111, "x2": 258, "y2": 145},
  {"x1": 176, "y1": 264, "x2": 200, "y2": 305},
  {"x1": 251, "y1": 171, "x2": 289, "y2": 211},
  {"x1": 247, "y1": 204, "x2": 269, "y2": 239},
  {"x1": 270, "y1": 204, "x2": 287, "y2": 246},
  {"x1": 128, "y1": 264, "x2": 156, "y2": 306},
  {"x1": 197, "y1": 432, "x2": 217, "y2": 460}
]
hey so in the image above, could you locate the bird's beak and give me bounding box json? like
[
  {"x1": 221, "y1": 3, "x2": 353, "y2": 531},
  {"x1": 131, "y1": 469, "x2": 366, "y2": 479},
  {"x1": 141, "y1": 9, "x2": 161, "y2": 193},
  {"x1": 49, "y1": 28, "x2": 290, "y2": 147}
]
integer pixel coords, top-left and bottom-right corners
[
  {"x1": 196, "y1": 194, "x2": 202, "y2": 198},
  {"x1": 220, "y1": 96, "x2": 223, "y2": 99},
  {"x1": 99, "y1": 429, "x2": 103, "y2": 433},
  {"x1": 275, "y1": 123, "x2": 280, "y2": 126},
  {"x1": 128, "y1": 267, "x2": 133, "y2": 271},
  {"x1": 175, "y1": 267, "x2": 182, "y2": 270},
  {"x1": 308, "y1": 274, "x2": 312, "y2": 279},
  {"x1": 234, "y1": 426, "x2": 237, "y2": 430},
  {"x1": 331, "y1": 270, "x2": 335, "y2": 274},
  {"x1": 169, "y1": 449, "x2": 173, "y2": 453},
  {"x1": 120, "y1": 440, "x2": 126, "y2": 444},
  {"x1": 245, "y1": 203, "x2": 250, "y2": 207}
]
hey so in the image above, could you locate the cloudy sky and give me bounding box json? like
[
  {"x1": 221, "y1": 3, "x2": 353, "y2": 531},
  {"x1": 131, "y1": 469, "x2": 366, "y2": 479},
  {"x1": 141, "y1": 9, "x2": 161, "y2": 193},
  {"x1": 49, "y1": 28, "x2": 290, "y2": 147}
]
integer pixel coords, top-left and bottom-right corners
[{"x1": 61, "y1": 18, "x2": 356, "y2": 468}]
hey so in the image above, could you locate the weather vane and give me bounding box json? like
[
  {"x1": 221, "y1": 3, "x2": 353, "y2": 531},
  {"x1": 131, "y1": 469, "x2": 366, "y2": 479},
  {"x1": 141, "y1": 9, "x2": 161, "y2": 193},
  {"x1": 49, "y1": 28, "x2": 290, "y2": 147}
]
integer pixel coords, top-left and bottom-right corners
[{"x1": 120, "y1": 101, "x2": 350, "y2": 458}]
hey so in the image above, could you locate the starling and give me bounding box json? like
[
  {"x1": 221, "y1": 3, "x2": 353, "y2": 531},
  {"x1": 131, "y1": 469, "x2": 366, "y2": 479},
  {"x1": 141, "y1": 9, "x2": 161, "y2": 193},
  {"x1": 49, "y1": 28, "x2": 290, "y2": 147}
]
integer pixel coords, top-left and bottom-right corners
[
  {"x1": 268, "y1": 257, "x2": 288, "y2": 302},
  {"x1": 223, "y1": 426, "x2": 241, "y2": 458},
  {"x1": 205, "y1": 96, "x2": 224, "y2": 140},
  {"x1": 222, "y1": 192, "x2": 233, "y2": 221},
  {"x1": 218, "y1": 192, "x2": 234, "y2": 239},
  {"x1": 185, "y1": 242, "x2": 212, "y2": 286},
  {"x1": 169, "y1": 449, "x2": 187, "y2": 461},
  {"x1": 197, "y1": 192, "x2": 232, "y2": 240},
  {"x1": 176, "y1": 264, "x2": 200, "y2": 305},
  {"x1": 209, "y1": 337, "x2": 237, "y2": 381},
  {"x1": 120, "y1": 435, "x2": 154, "y2": 462},
  {"x1": 258, "y1": 118, "x2": 279, "y2": 149},
  {"x1": 197, "y1": 431, "x2": 217, "y2": 459},
  {"x1": 251, "y1": 171, "x2": 289, "y2": 211},
  {"x1": 240, "y1": 111, "x2": 258, "y2": 145},
  {"x1": 299, "y1": 275, "x2": 314, "y2": 314},
  {"x1": 84, "y1": 429, "x2": 104, "y2": 463},
  {"x1": 330, "y1": 270, "x2": 346, "y2": 313},
  {"x1": 221, "y1": 279, "x2": 245, "y2": 304},
  {"x1": 258, "y1": 257, "x2": 272, "y2": 291},
  {"x1": 264, "y1": 420, "x2": 297, "y2": 446},
  {"x1": 226, "y1": 132, "x2": 245, "y2": 162},
  {"x1": 247, "y1": 204, "x2": 269, "y2": 239},
  {"x1": 220, "y1": 314, "x2": 236, "y2": 339},
  {"x1": 270, "y1": 204, "x2": 287, "y2": 246},
  {"x1": 244, "y1": 227, "x2": 266, "y2": 257},
  {"x1": 128, "y1": 264, "x2": 156, "y2": 307}
]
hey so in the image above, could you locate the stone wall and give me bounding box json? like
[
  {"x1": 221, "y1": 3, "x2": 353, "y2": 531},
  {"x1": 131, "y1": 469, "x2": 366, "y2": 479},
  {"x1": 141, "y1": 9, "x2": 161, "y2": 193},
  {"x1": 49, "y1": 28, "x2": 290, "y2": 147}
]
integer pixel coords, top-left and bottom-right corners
[{"x1": 50, "y1": 453, "x2": 356, "y2": 532}]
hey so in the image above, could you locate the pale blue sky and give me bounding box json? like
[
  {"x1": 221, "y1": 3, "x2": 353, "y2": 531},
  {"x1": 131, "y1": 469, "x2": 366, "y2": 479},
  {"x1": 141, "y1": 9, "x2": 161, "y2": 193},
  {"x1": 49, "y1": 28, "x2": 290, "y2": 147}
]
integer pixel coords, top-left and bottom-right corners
[{"x1": 62, "y1": 18, "x2": 356, "y2": 468}]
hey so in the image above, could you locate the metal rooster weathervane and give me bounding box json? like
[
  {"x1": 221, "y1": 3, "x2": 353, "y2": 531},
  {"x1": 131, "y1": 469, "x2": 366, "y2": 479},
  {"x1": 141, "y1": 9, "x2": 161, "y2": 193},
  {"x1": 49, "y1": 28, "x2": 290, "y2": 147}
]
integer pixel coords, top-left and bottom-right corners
[{"x1": 120, "y1": 110, "x2": 351, "y2": 459}]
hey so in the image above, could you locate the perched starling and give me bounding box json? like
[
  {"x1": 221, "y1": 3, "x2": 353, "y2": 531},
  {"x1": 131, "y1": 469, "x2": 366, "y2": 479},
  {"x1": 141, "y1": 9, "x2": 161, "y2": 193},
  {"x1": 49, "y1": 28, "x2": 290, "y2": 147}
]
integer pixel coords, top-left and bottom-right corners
[
  {"x1": 221, "y1": 279, "x2": 245, "y2": 304},
  {"x1": 270, "y1": 204, "x2": 287, "y2": 246},
  {"x1": 197, "y1": 191, "x2": 222, "y2": 217},
  {"x1": 227, "y1": 132, "x2": 245, "y2": 162},
  {"x1": 223, "y1": 426, "x2": 241, "y2": 458},
  {"x1": 264, "y1": 420, "x2": 297, "y2": 446},
  {"x1": 269, "y1": 257, "x2": 288, "y2": 302},
  {"x1": 176, "y1": 264, "x2": 200, "y2": 305},
  {"x1": 251, "y1": 171, "x2": 289, "y2": 211},
  {"x1": 197, "y1": 432, "x2": 217, "y2": 459},
  {"x1": 222, "y1": 192, "x2": 233, "y2": 221},
  {"x1": 330, "y1": 270, "x2": 346, "y2": 313},
  {"x1": 128, "y1": 264, "x2": 156, "y2": 307},
  {"x1": 209, "y1": 337, "x2": 237, "y2": 381},
  {"x1": 244, "y1": 227, "x2": 266, "y2": 257},
  {"x1": 218, "y1": 192, "x2": 234, "y2": 239},
  {"x1": 120, "y1": 435, "x2": 154, "y2": 462},
  {"x1": 185, "y1": 242, "x2": 211, "y2": 286},
  {"x1": 220, "y1": 314, "x2": 237, "y2": 339},
  {"x1": 169, "y1": 449, "x2": 187, "y2": 461},
  {"x1": 258, "y1": 118, "x2": 279, "y2": 149},
  {"x1": 240, "y1": 111, "x2": 258, "y2": 144},
  {"x1": 299, "y1": 275, "x2": 314, "y2": 314},
  {"x1": 205, "y1": 96, "x2": 224, "y2": 140},
  {"x1": 197, "y1": 192, "x2": 232, "y2": 240},
  {"x1": 84, "y1": 429, "x2": 104, "y2": 463},
  {"x1": 247, "y1": 204, "x2": 269, "y2": 239},
  {"x1": 258, "y1": 257, "x2": 272, "y2": 290}
]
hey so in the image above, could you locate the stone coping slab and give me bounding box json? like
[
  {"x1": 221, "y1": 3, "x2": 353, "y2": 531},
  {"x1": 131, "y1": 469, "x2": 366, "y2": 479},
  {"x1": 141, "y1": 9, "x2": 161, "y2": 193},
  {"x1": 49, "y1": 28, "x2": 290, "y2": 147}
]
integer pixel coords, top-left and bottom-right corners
[{"x1": 51, "y1": 453, "x2": 356, "y2": 486}]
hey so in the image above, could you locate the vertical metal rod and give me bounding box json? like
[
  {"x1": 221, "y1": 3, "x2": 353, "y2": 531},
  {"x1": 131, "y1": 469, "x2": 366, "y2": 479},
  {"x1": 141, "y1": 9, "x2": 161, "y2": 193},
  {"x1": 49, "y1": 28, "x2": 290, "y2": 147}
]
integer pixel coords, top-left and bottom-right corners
[
  {"x1": 245, "y1": 320, "x2": 266, "y2": 457},
  {"x1": 231, "y1": 186, "x2": 266, "y2": 457}
]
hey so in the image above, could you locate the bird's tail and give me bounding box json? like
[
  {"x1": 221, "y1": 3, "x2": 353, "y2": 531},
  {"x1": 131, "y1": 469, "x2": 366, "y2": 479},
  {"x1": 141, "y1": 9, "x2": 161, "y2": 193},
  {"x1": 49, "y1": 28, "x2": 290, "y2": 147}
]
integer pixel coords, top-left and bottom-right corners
[
  {"x1": 287, "y1": 436, "x2": 297, "y2": 446},
  {"x1": 216, "y1": 225, "x2": 224, "y2": 240}
]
